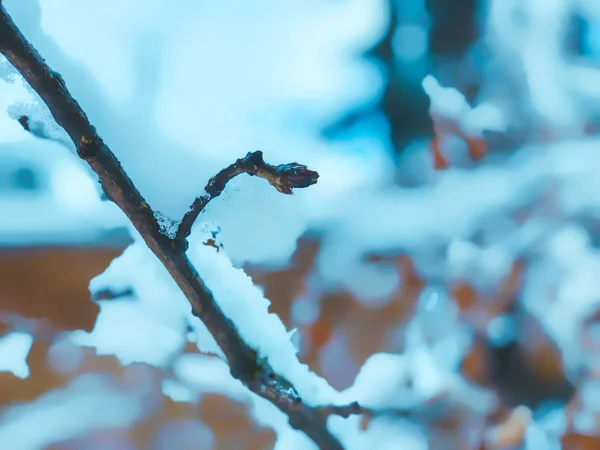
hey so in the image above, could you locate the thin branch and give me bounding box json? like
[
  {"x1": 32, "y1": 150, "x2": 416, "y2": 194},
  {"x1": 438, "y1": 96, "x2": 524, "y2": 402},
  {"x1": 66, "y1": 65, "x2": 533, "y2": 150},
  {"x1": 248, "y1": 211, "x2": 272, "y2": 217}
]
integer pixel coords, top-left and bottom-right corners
[
  {"x1": 318, "y1": 402, "x2": 410, "y2": 420},
  {"x1": 17, "y1": 114, "x2": 32, "y2": 131},
  {"x1": 317, "y1": 391, "x2": 449, "y2": 421},
  {"x1": 17, "y1": 114, "x2": 72, "y2": 148},
  {"x1": 0, "y1": 5, "x2": 342, "y2": 449},
  {"x1": 176, "y1": 150, "x2": 318, "y2": 246},
  {"x1": 91, "y1": 287, "x2": 135, "y2": 301}
]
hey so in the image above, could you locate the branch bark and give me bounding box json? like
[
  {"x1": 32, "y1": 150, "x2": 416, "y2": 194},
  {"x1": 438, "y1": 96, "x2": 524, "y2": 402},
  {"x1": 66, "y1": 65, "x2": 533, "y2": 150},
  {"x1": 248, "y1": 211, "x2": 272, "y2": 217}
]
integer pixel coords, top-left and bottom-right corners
[{"x1": 0, "y1": 5, "x2": 342, "y2": 449}]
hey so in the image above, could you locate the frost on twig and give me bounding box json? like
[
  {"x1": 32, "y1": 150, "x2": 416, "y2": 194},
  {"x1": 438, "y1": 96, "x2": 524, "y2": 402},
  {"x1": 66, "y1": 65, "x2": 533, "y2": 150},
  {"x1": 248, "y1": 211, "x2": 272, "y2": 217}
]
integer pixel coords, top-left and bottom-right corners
[{"x1": 175, "y1": 150, "x2": 318, "y2": 250}]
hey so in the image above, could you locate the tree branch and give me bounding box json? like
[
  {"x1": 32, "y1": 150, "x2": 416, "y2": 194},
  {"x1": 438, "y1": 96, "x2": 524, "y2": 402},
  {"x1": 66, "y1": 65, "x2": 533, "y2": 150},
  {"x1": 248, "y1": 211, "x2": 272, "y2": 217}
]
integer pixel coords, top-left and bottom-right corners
[
  {"x1": 0, "y1": 5, "x2": 341, "y2": 449},
  {"x1": 176, "y1": 150, "x2": 318, "y2": 246}
]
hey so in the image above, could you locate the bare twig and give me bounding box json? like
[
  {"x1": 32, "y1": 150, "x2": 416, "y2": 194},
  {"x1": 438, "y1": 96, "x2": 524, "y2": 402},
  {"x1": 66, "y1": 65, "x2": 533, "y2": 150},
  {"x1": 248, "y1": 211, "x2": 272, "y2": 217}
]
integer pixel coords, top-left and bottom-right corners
[
  {"x1": 17, "y1": 114, "x2": 32, "y2": 131},
  {"x1": 317, "y1": 391, "x2": 449, "y2": 421},
  {"x1": 176, "y1": 150, "x2": 318, "y2": 246},
  {"x1": 318, "y1": 401, "x2": 410, "y2": 420},
  {"x1": 91, "y1": 287, "x2": 135, "y2": 301},
  {"x1": 16, "y1": 114, "x2": 71, "y2": 147},
  {"x1": 0, "y1": 5, "x2": 340, "y2": 449}
]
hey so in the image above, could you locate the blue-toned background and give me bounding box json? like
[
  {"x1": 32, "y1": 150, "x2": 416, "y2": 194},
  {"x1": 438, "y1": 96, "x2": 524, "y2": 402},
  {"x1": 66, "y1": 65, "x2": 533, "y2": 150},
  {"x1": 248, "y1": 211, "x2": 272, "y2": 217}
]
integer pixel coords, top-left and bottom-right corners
[{"x1": 2, "y1": 0, "x2": 600, "y2": 449}]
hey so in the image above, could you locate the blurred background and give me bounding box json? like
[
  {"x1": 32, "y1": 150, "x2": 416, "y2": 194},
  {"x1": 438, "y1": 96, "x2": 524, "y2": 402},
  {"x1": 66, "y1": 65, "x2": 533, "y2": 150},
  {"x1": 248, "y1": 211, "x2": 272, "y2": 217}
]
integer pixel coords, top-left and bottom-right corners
[{"x1": 2, "y1": 0, "x2": 600, "y2": 448}]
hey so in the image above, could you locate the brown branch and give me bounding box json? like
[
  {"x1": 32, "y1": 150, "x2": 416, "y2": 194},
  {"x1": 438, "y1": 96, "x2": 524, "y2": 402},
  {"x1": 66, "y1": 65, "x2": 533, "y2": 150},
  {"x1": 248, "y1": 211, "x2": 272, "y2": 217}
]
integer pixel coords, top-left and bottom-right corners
[
  {"x1": 0, "y1": 6, "x2": 341, "y2": 449},
  {"x1": 176, "y1": 150, "x2": 318, "y2": 247},
  {"x1": 18, "y1": 114, "x2": 50, "y2": 140},
  {"x1": 317, "y1": 391, "x2": 448, "y2": 421},
  {"x1": 17, "y1": 114, "x2": 32, "y2": 131},
  {"x1": 91, "y1": 287, "x2": 135, "y2": 301},
  {"x1": 17, "y1": 114, "x2": 71, "y2": 148},
  {"x1": 318, "y1": 401, "x2": 411, "y2": 421}
]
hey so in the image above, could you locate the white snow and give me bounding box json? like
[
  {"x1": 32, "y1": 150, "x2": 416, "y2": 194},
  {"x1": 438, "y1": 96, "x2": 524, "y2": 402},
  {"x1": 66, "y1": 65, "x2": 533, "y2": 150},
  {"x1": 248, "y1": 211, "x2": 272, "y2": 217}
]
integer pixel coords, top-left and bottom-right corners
[{"x1": 0, "y1": 331, "x2": 33, "y2": 379}]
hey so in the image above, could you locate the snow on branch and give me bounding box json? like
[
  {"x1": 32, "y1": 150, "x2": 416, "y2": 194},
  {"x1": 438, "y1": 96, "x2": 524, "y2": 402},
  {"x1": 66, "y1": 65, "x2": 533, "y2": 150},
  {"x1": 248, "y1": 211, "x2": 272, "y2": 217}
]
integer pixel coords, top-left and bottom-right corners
[{"x1": 0, "y1": 5, "x2": 341, "y2": 448}]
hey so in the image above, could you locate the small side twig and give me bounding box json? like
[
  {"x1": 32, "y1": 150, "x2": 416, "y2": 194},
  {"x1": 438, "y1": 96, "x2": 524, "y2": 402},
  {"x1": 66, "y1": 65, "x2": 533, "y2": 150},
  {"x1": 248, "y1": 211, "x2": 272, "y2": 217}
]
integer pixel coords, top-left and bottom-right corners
[
  {"x1": 91, "y1": 287, "x2": 134, "y2": 301},
  {"x1": 17, "y1": 114, "x2": 71, "y2": 148},
  {"x1": 317, "y1": 393, "x2": 446, "y2": 421},
  {"x1": 175, "y1": 150, "x2": 318, "y2": 248},
  {"x1": 318, "y1": 402, "x2": 411, "y2": 420}
]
